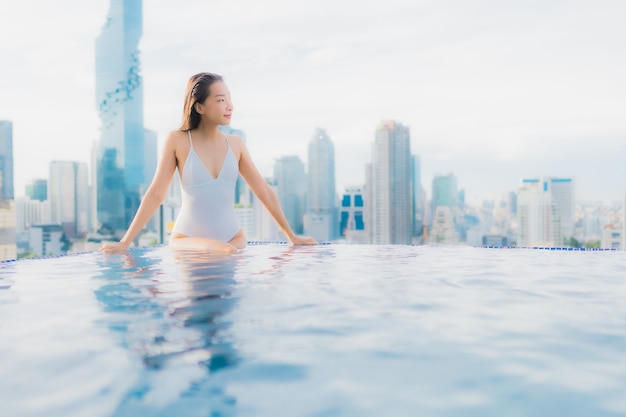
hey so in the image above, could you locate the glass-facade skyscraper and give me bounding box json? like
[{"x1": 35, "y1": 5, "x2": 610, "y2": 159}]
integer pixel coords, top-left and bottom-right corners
[
  {"x1": 95, "y1": 0, "x2": 145, "y2": 234},
  {"x1": 517, "y1": 178, "x2": 563, "y2": 247},
  {"x1": 411, "y1": 154, "x2": 425, "y2": 236},
  {"x1": 521, "y1": 177, "x2": 575, "y2": 240},
  {"x1": 430, "y1": 173, "x2": 458, "y2": 225},
  {"x1": 274, "y1": 156, "x2": 306, "y2": 236},
  {"x1": 366, "y1": 120, "x2": 412, "y2": 245},
  {"x1": 304, "y1": 128, "x2": 337, "y2": 242},
  {"x1": 0, "y1": 121, "x2": 14, "y2": 201},
  {"x1": 49, "y1": 161, "x2": 90, "y2": 238}
]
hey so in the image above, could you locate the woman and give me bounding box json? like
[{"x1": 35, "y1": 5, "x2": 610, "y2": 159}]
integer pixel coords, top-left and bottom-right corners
[{"x1": 102, "y1": 72, "x2": 317, "y2": 254}]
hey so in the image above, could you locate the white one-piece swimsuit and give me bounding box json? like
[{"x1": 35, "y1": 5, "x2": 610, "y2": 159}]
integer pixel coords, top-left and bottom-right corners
[{"x1": 172, "y1": 131, "x2": 240, "y2": 242}]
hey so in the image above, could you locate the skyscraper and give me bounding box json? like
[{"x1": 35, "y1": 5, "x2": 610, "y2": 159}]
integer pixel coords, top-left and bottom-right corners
[
  {"x1": 304, "y1": 128, "x2": 337, "y2": 242},
  {"x1": 25, "y1": 179, "x2": 48, "y2": 202},
  {"x1": 517, "y1": 178, "x2": 563, "y2": 247},
  {"x1": 366, "y1": 120, "x2": 412, "y2": 245},
  {"x1": 0, "y1": 120, "x2": 16, "y2": 259},
  {"x1": 411, "y1": 154, "x2": 425, "y2": 236},
  {"x1": 143, "y1": 128, "x2": 158, "y2": 231},
  {"x1": 0, "y1": 120, "x2": 14, "y2": 201},
  {"x1": 95, "y1": 0, "x2": 145, "y2": 234},
  {"x1": 274, "y1": 156, "x2": 306, "y2": 236},
  {"x1": 430, "y1": 173, "x2": 458, "y2": 226},
  {"x1": 340, "y1": 186, "x2": 367, "y2": 243},
  {"x1": 546, "y1": 177, "x2": 575, "y2": 239},
  {"x1": 520, "y1": 177, "x2": 574, "y2": 243},
  {"x1": 49, "y1": 161, "x2": 89, "y2": 239}
]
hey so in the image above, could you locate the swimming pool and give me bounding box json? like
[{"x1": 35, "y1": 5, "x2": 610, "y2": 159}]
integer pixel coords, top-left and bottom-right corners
[{"x1": 1, "y1": 243, "x2": 626, "y2": 416}]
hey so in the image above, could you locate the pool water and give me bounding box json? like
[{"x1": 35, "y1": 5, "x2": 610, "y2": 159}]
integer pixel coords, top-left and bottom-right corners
[{"x1": 1, "y1": 244, "x2": 626, "y2": 416}]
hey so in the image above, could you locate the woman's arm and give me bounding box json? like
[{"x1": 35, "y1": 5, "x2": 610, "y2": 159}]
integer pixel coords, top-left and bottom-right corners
[
  {"x1": 101, "y1": 132, "x2": 179, "y2": 252},
  {"x1": 236, "y1": 138, "x2": 316, "y2": 245}
]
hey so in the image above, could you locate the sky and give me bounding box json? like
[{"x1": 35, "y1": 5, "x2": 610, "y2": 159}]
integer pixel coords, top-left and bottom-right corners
[{"x1": 1, "y1": 0, "x2": 625, "y2": 203}]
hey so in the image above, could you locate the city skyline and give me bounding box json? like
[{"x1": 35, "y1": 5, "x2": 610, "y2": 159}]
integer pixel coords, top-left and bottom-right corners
[{"x1": 1, "y1": 1, "x2": 625, "y2": 202}]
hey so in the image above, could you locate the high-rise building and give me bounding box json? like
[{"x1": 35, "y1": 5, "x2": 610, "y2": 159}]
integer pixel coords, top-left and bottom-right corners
[
  {"x1": 601, "y1": 224, "x2": 622, "y2": 249},
  {"x1": 25, "y1": 179, "x2": 48, "y2": 202},
  {"x1": 429, "y1": 206, "x2": 458, "y2": 244},
  {"x1": 253, "y1": 179, "x2": 280, "y2": 241},
  {"x1": 143, "y1": 128, "x2": 158, "y2": 231},
  {"x1": 0, "y1": 121, "x2": 15, "y2": 258},
  {"x1": 0, "y1": 120, "x2": 14, "y2": 201},
  {"x1": 430, "y1": 173, "x2": 458, "y2": 226},
  {"x1": 304, "y1": 128, "x2": 337, "y2": 242},
  {"x1": 521, "y1": 177, "x2": 575, "y2": 242},
  {"x1": 547, "y1": 178, "x2": 575, "y2": 239},
  {"x1": 339, "y1": 186, "x2": 367, "y2": 243},
  {"x1": 508, "y1": 191, "x2": 518, "y2": 215},
  {"x1": 29, "y1": 224, "x2": 66, "y2": 257},
  {"x1": 366, "y1": 120, "x2": 412, "y2": 245},
  {"x1": 517, "y1": 178, "x2": 562, "y2": 247},
  {"x1": 0, "y1": 201, "x2": 16, "y2": 260},
  {"x1": 274, "y1": 156, "x2": 306, "y2": 236},
  {"x1": 95, "y1": 0, "x2": 146, "y2": 234},
  {"x1": 411, "y1": 154, "x2": 425, "y2": 236},
  {"x1": 143, "y1": 129, "x2": 158, "y2": 187},
  {"x1": 49, "y1": 161, "x2": 90, "y2": 239},
  {"x1": 15, "y1": 197, "x2": 51, "y2": 252}
]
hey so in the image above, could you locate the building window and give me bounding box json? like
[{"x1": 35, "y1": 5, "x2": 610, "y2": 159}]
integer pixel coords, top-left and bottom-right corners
[
  {"x1": 340, "y1": 211, "x2": 350, "y2": 236},
  {"x1": 355, "y1": 213, "x2": 364, "y2": 230}
]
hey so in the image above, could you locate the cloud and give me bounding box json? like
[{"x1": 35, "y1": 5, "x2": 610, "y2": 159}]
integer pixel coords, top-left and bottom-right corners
[{"x1": 1, "y1": 0, "x2": 625, "y2": 201}]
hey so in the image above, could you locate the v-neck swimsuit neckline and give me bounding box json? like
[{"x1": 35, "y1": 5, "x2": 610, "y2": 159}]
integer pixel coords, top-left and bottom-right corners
[{"x1": 187, "y1": 132, "x2": 230, "y2": 180}]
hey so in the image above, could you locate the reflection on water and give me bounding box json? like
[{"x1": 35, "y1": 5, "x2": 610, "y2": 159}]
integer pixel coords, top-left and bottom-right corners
[
  {"x1": 95, "y1": 247, "x2": 241, "y2": 416},
  {"x1": 2, "y1": 244, "x2": 626, "y2": 417}
]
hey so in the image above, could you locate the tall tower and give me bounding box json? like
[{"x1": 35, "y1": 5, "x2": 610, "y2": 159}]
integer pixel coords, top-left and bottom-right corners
[
  {"x1": 547, "y1": 178, "x2": 575, "y2": 239},
  {"x1": 411, "y1": 154, "x2": 425, "y2": 237},
  {"x1": 520, "y1": 177, "x2": 574, "y2": 244},
  {"x1": 304, "y1": 128, "x2": 337, "y2": 242},
  {"x1": 366, "y1": 120, "x2": 412, "y2": 245},
  {"x1": 340, "y1": 186, "x2": 367, "y2": 243},
  {"x1": 0, "y1": 121, "x2": 14, "y2": 201},
  {"x1": 274, "y1": 156, "x2": 306, "y2": 236},
  {"x1": 49, "y1": 161, "x2": 90, "y2": 239},
  {"x1": 431, "y1": 173, "x2": 458, "y2": 225},
  {"x1": 517, "y1": 178, "x2": 562, "y2": 247},
  {"x1": 95, "y1": 0, "x2": 145, "y2": 234},
  {"x1": 25, "y1": 179, "x2": 48, "y2": 202}
]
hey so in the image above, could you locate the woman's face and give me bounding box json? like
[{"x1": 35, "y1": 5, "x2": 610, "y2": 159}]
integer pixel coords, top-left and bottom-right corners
[{"x1": 197, "y1": 81, "x2": 233, "y2": 125}]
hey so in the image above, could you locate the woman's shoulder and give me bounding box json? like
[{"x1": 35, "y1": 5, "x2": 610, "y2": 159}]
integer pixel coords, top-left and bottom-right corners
[
  {"x1": 161, "y1": 130, "x2": 190, "y2": 153},
  {"x1": 164, "y1": 129, "x2": 189, "y2": 144},
  {"x1": 225, "y1": 133, "x2": 245, "y2": 147},
  {"x1": 166, "y1": 129, "x2": 188, "y2": 140}
]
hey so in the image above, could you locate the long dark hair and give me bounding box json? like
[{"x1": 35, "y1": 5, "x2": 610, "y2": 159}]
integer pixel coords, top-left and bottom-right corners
[{"x1": 179, "y1": 72, "x2": 224, "y2": 131}]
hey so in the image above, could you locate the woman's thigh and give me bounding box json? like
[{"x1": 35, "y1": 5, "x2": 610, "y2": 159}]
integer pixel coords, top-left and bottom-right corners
[
  {"x1": 228, "y1": 229, "x2": 247, "y2": 250},
  {"x1": 169, "y1": 233, "x2": 239, "y2": 254}
]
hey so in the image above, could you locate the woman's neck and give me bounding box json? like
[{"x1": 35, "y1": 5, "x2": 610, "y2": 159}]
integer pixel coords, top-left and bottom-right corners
[{"x1": 193, "y1": 122, "x2": 222, "y2": 141}]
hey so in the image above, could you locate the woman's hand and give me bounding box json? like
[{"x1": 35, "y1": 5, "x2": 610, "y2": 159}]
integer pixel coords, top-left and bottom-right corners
[
  {"x1": 100, "y1": 241, "x2": 131, "y2": 253},
  {"x1": 290, "y1": 235, "x2": 318, "y2": 246}
]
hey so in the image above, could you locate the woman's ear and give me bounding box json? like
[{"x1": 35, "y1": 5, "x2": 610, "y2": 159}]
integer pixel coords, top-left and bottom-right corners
[{"x1": 194, "y1": 102, "x2": 204, "y2": 115}]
